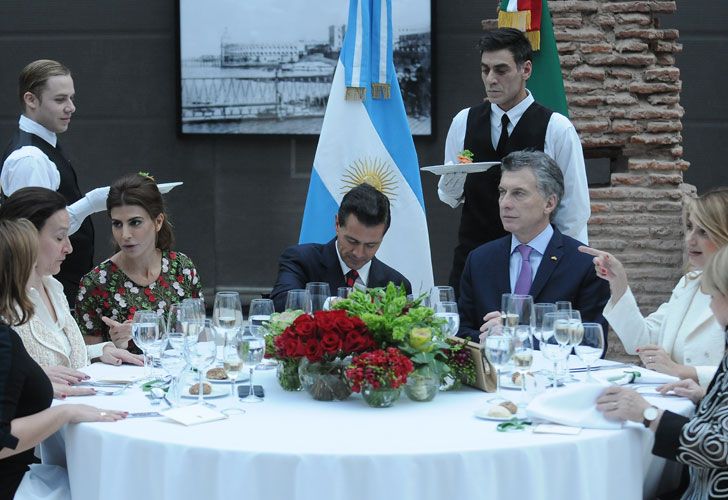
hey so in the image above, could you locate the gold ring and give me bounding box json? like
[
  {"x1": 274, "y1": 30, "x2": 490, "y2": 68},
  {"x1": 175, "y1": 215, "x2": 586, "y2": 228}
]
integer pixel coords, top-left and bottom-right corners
[{"x1": 100, "y1": 412, "x2": 107, "y2": 417}]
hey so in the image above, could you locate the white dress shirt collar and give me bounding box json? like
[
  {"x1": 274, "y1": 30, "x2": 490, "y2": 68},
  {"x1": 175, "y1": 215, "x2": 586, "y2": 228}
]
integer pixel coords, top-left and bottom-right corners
[
  {"x1": 334, "y1": 241, "x2": 371, "y2": 287},
  {"x1": 19, "y1": 114, "x2": 57, "y2": 147},
  {"x1": 491, "y1": 89, "x2": 535, "y2": 128}
]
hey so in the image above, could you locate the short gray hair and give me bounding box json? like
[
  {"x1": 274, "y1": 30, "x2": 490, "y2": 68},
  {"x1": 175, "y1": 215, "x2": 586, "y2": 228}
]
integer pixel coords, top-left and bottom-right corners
[{"x1": 501, "y1": 150, "x2": 564, "y2": 219}]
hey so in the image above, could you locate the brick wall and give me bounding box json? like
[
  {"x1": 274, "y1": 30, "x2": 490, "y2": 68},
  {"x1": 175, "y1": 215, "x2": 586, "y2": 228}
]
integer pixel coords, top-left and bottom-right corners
[{"x1": 485, "y1": 1, "x2": 691, "y2": 360}]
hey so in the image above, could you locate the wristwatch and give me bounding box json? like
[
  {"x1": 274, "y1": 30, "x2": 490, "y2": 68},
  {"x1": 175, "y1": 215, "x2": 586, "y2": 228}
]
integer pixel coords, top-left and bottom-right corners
[{"x1": 642, "y1": 406, "x2": 659, "y2": 428}]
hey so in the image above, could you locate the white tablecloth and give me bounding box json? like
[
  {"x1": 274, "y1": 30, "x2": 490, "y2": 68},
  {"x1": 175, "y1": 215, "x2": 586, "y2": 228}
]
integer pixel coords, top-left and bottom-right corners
[{"x1": 42, "y1": 357, "x2": 693, "y2": 500}]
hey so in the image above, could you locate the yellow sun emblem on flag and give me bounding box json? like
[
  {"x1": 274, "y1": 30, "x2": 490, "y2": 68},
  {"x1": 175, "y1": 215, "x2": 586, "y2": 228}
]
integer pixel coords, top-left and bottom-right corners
[{"x1": 341, "y1": 157, "x2": 398, "y2": 201}]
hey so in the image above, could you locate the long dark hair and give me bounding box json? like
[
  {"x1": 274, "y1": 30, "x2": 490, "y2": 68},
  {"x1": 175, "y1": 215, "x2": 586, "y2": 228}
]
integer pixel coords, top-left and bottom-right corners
[
  {"x1": 107, "y1": 173, "x2": 175, "y2": 250},
  {"x1": 0, "y1": 186, "x2": 67, "y2": 230}
]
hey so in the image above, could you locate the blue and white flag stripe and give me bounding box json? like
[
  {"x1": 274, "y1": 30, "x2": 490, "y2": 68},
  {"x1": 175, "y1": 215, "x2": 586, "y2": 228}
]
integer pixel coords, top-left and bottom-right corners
[
  {"x1": 371, "y1": 0, "x2": 391, "y2": 85},
  {"x1": 299, "y1": 0, "x2": 433, "y2": 293}
]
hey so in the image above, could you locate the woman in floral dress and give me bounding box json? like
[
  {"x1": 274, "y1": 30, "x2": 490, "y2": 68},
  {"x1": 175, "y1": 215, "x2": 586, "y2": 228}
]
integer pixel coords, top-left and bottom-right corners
[{"x1": 76, "y1": 173, "x2": 202, "y2": 351}]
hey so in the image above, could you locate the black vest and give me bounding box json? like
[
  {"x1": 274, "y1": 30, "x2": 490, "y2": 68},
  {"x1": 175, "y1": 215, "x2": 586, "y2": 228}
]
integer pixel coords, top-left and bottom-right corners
[
  {"x1": 1, "y1": 130, "x2": 95, "y2": 304},
  {"x1": 448, "y1": 101, "x2": 552, "y2": 293}
]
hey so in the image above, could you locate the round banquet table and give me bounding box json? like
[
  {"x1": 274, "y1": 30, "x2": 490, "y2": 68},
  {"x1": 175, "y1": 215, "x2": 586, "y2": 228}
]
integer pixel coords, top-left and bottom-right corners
[{"x1": 42, "y1": 357, "x2": 693, "y2": 500}]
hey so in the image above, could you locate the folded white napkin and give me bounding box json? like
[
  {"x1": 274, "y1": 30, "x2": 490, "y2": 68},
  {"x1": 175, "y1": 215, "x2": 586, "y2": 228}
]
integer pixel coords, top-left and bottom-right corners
[
  {"x1": 526, "y1": 382, "x2": 622, "y2": 430},
  {"x1": 594, "y1": 367, "x2": 678, "y2": 385}
]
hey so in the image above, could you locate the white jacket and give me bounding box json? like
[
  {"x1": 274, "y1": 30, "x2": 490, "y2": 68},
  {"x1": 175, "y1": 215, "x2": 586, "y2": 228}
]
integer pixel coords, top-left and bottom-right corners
[{"x1": 603, "y1": 273, "x2": 724, "y2": 387}]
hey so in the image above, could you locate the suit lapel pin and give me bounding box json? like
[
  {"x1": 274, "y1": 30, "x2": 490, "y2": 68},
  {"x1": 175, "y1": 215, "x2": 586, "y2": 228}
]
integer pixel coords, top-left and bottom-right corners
[{"x1": 550, "y1": 256, "x2": 557, "y2": 261}]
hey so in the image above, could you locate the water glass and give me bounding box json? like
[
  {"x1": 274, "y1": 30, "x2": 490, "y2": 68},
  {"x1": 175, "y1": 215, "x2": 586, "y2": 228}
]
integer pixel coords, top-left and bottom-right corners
[
  {"x1": 223, "y1": 329, "x2": 244, "y2": 396},
  {"x1": 500, "y1": 293, "x2": 512, "y2": 326},
  {"x1": 482, "y1": 329, "x2": 515, "y2": 396},
  {"x1": 160, "y1": 337, "x2": 187, "y2": 406},
  {"x1": 533, "y1": 303, "x2": 557, "y2": 345},
  {"x1": 555, "y1": 301, "x2": 572, "y2": 312},
  {"x1": 434, "y1": 301, "x2": 459, "y2": 338},
  {"x1": 305, "y1": 282, "x2": 330, "y2": 312},
  {"x1": 182, "y1": 297, "x2": 206, "y2": 320},
  {"x1": 513, "y1": 325, "x2": 534, "y2": 396},
  {"x1": 213, "y1": 291, "x2": 243, "y2": 360},
  {"x1": 505, "y1": 294, "x2": 534, "y2": 333},
  {"x1": 132, "y1": 310, "x2": 160, "y2": 379},
  {"x1": 167, "y1": 303, "x2": 191, "y2": 352},
  {"x1": 542, "y1": 311, "x2": 571, "y2": 388},
  {"x1": 239, "y1": 326, "x2": 265, "y2": 403},
  {"x1": 575, "y1": 323, "x2": 605, "y2": 380},
  {"x1": 429, "y1": 285, "x2": 455, "y2": 308},
  {"x1": 249, "y1": 298, "x2": 276, "y2": 370},
  {"x1": 337, "y1": 287, "x2": 353, "y2": 298},
  {"x1": 285, "y1": 289, "x2": 312, "y2": 313}
]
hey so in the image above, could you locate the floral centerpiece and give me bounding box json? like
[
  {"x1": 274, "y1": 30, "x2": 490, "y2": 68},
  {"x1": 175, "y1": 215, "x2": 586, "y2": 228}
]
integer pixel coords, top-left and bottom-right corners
[
  {"x1": 264, "y1": 310, "x2": 305, "y2": 391},
  {"x1": 273, "y1": 309, "x2": 375, "y2": 400},
  {"x1": 334, "y1": 283, "x2": 455, "y2": 402},
  {"x1": 346, "y1": 347, "x2": 414, "y2": 407}
]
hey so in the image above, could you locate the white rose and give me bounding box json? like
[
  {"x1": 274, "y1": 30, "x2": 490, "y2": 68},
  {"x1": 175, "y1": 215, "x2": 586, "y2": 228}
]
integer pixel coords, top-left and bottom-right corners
[
  {"x1": 131, "y1": 287, "x2": 139, "y2": 294},
  {"x1": 86, "y1": 321, "x2": 94, "y2": 329}
]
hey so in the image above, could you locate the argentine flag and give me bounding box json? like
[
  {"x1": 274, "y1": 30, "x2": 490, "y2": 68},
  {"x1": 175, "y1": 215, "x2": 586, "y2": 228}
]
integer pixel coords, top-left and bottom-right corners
[{"x1": 299, "y1": 0, "x2": 434, "y2": 294}]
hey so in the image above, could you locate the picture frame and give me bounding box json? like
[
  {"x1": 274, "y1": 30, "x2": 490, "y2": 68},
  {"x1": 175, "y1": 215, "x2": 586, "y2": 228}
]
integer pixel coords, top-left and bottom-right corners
[{"x1": 177, "y1": 0, "x2": 433, "y2": 136}]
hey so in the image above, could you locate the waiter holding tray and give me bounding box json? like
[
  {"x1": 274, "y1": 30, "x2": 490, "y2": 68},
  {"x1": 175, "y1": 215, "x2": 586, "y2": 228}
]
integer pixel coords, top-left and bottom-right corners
[{"x1": 437, "y1": 28, "x2": 590, "y2": 296}]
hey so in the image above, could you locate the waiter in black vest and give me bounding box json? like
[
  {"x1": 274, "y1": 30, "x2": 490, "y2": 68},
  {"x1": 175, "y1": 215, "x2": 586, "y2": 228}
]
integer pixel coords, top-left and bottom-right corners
[
  {"x1": 438, "y1": 29, "x2": 590, "y2": 296},
  {"x1": 1, "y1": 60, "x2": 108, "y2": 305}
]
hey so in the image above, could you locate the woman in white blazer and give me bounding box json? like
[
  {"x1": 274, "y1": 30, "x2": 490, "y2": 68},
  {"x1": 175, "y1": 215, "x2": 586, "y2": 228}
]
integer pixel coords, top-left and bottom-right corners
[
  {"x1": 580, "y1": 188, "x2": 728, "y2": 386},
  {"x1": 0, "y1": 188, "x2": 141, "y2": 392}
]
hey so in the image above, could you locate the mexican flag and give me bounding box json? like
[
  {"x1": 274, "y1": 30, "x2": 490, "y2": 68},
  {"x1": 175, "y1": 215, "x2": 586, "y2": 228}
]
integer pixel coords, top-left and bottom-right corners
[{"x1": 498, "y1": 0, "x2": 569, "y2": 117}]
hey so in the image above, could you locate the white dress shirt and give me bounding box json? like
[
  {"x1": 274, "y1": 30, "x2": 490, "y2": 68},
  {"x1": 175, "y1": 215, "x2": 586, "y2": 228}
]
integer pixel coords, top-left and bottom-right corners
[
  {"x1": 509, "y1": 224, "x2": 553, "y2": 292},
  {"x1": 1, "y1": 115, "x2": 108, "y2": 235},
  {"x1": 335, "y1": 241, "x2": 371, "y2": 288},
  {"x1": 438, "y1": 91, "x2": 590, "y2": 244}
]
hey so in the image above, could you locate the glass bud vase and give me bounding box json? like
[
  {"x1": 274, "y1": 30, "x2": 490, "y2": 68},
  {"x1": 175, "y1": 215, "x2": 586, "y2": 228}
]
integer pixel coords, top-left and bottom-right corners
[
  {"x1": 276, "y1": 359, "x2": 302, "y2": 391},
  {"x1": 298, "y1": 357, "x2": 352, "y2": 401},
  {"x1": 404, "y1": 366, "x2": 440, "y2": 402},
  {"x1": 361, "y1": 386, "x2": 401, "y2": 408}
]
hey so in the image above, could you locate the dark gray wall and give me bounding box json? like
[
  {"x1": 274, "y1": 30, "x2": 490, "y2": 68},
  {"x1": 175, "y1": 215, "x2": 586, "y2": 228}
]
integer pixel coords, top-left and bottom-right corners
[{"x1": 1, "y1": 1, "x2": 722, "y2": 297}]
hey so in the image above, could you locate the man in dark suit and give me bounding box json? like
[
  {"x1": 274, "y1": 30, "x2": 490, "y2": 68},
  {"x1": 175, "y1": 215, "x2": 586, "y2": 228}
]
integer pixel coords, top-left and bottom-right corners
[
  {"x1": 271, "y1": 183, "x2": 412, "y2": 311},
  {"x1": 457, "y1": 150, "x2": 609, "y2": 346}
]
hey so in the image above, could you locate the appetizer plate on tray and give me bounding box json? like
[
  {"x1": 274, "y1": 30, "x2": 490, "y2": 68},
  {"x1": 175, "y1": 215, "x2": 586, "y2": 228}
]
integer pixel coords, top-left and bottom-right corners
[{"x1": 420, "y1": 162, "x2": 500, "y2": 175}]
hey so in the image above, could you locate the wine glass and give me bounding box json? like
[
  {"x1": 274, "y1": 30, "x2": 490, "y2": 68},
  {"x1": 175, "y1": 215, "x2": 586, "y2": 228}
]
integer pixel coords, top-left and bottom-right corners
[
  {"x1": 160, "y1": 337, "x2": 187, "y2": 406},
  {"x1": 249, "y1": 298, "x2": 276, "y2": 370},
  {"x1": 513, "y1": 325, "x2": 534, "y2": 399},
  {"x1": 434, "y1": 301, "x2": 459, "y2": 338},
  {"x1": 182, "y1": 297, "x2": 206, "y2": 320},
  {"x1": 575, "y1": 323, "x2": 605, "y2": 380},
  {"x1": 533, "y1": 303, "x2": 557, "y2": 346},
  {"x1": 186, "y1": 319, "x2": 217, "y2": 407},
  {"x1": 429, "y1": 285, "x2": 455, "y2": 308},
  {"x1": 555, "y1": 301, "x2": 572, "y2": 312},
  {"x1": 166, "y1": 303, "x2": 190, "y2": 352},
  {"x1": 305, "y1": 282, "x2": 330, "y2": 312},
  {"x1": 239, "y1": 326, "x2": 265, "y2": 403},
  {"x1": 222, "y1": 329, "x2": 244, "y2": 396},
  {"x1": 213, "y1": 291, "x2": 243, "y2": 362},
  {"x1": 132, "y1": 310, "x2": 160, "y2": 380},
  {"x1": 337, "y1": 287, "x2": 353, "y2": 298},
  {"x1": 500, "y1": 293, "x2": 513, "y2": 326},
  {"x1": 506, "y1": 294, "x2": 533, "y2": 333},
  {"x1": 482, "y1": 328, "x2": 515, "y2": 397},
  {"x1": 285, "y1": 289, "x2": 312, "y2": 313},
  {"x1": 567, "y1": 310, "x2": 584, "y2": 350},
  {"x1": 542, "y1": 311, "x2": 571, "y2": 388},
  {"x1": 146, "y1": 311, "x2": 168, "y2": 373}
]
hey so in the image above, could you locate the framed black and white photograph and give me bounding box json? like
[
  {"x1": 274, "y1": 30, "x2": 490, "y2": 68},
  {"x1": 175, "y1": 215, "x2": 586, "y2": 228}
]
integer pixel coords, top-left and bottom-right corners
[{"x1": 178, "y1": 0, "x2": 432, "y2": 135}]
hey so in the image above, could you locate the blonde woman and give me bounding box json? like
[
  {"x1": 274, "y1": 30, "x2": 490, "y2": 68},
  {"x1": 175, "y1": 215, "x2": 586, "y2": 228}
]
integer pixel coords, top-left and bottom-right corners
[
  {"x1": 580, "y1": 188, "x2": 728, "y2": 386},
  {"x1": 0, "y1": 219, "x2": 126, "y2": 499}
]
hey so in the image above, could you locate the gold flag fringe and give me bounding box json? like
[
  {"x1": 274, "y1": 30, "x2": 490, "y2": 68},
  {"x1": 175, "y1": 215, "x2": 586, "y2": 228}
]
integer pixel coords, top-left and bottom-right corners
[
  {"x1": 525, "y1": 30, "x2": 541, "y2": 51},
  {"x1": 371, "y1": 83, "x2": 391, "y2": 99},
  {"x1": 345, "y1": 87, "x2": 367, "y2": 101},
  {"x1": 498, "y1": 10, "x2": 530, "y2": 32}
]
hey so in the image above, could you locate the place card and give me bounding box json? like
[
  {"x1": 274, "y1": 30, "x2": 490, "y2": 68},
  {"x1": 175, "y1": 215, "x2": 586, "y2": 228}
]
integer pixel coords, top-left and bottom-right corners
[
  {"x1": 161, "y1": 404, "x2": 227, "y2": 426},
  {"x1": 532, "y1": 424, "x2": 582, "y2": 435}
]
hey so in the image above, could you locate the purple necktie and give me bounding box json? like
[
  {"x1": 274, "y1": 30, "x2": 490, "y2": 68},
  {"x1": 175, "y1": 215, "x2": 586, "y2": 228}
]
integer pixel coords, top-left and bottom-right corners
[{"x1": 513, "y1": 244, "x2": 533, "y2": 295}]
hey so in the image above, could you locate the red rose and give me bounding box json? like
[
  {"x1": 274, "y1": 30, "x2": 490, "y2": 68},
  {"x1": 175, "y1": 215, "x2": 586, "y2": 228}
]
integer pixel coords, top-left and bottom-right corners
[
  {"x1": 344, "y1": 331, "x2": 370, "y2": 353},
  {"x1": 169, "y1": 251, "x2": 177, "y2": 260},
  {"x1": 282, "y1": 336, "x2": 304, "y2": 358},
  {"x1": 304, "y1": 338, "x2": 324, "y2": 362},
  {"x1": 315, "y1": 312, "x2": 337, "y2": 333},
  {"x1": 292, "y1": 316, "x2": 316, "y2": 337},
  {"x1": 177, "y1": 276, "x2": 185, "y2": 284},
  {"x1": 320, "y1": 332, "x2": 341, "y2": 354},
  {"x1": 335, "y1": 316, "x2": 355, "y2": 334},
  {"x1": 149, "y1": 295, "x2": 156, "y2": 302}
]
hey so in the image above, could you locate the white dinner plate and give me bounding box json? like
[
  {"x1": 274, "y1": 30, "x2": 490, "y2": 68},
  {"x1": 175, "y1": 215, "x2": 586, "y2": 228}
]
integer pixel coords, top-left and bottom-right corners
[
  {"x1": 181, "y1": 384, "x2": 229, "y2": 399},
  {"x1": 420, "y1": 162, "x2": 500, "y2": 175},
  {"x1": 158, "y1": 181, "x2": 183, "y2": 193},
  {"x1": 206, "y1": 373, "x2": 250, "y2": 384},
  {"x1": 473, "y1": 405, "x2": 522, "y2": 422}
]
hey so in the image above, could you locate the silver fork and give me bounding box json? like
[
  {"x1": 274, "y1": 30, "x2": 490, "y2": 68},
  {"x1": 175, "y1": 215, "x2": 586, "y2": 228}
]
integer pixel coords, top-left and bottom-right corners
[{"x1": 94, "y1": 386, "x2": 129, "y2": 396}]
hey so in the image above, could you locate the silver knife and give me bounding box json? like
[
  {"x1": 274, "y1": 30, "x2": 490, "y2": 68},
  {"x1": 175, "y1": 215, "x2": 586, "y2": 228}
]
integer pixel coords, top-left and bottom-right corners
[{"x1": 569, "y1": 363, "x2": 633, "y2": 373}]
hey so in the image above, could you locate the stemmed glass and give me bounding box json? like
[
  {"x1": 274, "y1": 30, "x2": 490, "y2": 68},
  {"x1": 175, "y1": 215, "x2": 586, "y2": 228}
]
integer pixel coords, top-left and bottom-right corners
[
  {"x1": 146, "y1": 311, "x2": 168, "y2": 373},
  {"x1": 239, "y1": 326, "x2": 265, "y2": 403},
  {"x1": 505, "y1": 294, "x2": 533, "y2": 332},
  {"x1": 556, "y1": 301, "x2": 572, "y2": 312},
  {"x1": 222, "y1": 329, "x2": 244, "y2": 396},
  {"x1": 159, "y1": 337, "x2": 187, "y2": 406},
  {"x1": 213, "y1": 292, "x2": 243, "y2": 362},
  {"x1": 434, "y1": 301, "x2": 459, "y2": 339},
  {"x1": 285, "y1": 289, "x2": 312, "y2": 313},
  {"x1": 337, "y1": 287, "x2": 353, "y2": 299},
  {"x1": 533, "y1": 303, "x2": 557, "y2": 347},
  {"x1": 429, "y1": 285, "x2": 455, "y2": 308},
  {"x1": 575, "y1": 323, "x2": 605, "y2": 380},
  {"x1": 182, "y1": 297, "x2": 206, "y2": 320},
  {"x1": 306, "y1": 282, "x2": 330, "y2": 312},
  {"x1": 513, "y1": 325, "x2": 534, "y2": 390},
  {"x1": 186, "y1": 319, "x2": 217, "y2": 407},
  {"x1": 166, "y1": 303, "x2": 190, "y2": 352},
  {"x1": 542, "y1": 311, "x2": 571, "y2": 388},
  {"x1": 249, "y1": 298, "x2": 276, "y2": 370},
  {"x1": 567, "y1": 310, "x2": 584, "y2": 352},
  {"x1": 132, "y1": 310, "x2": 160, "y2": 380},
  {"x1": 482, "y1": 327, "x2": 515, "y2": 397}
]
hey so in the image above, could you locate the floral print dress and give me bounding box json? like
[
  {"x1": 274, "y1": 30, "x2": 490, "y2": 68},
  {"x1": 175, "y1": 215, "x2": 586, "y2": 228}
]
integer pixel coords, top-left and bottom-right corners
[{"x1": 75, "y1": 250, "x2": 203, "y2": 346}]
